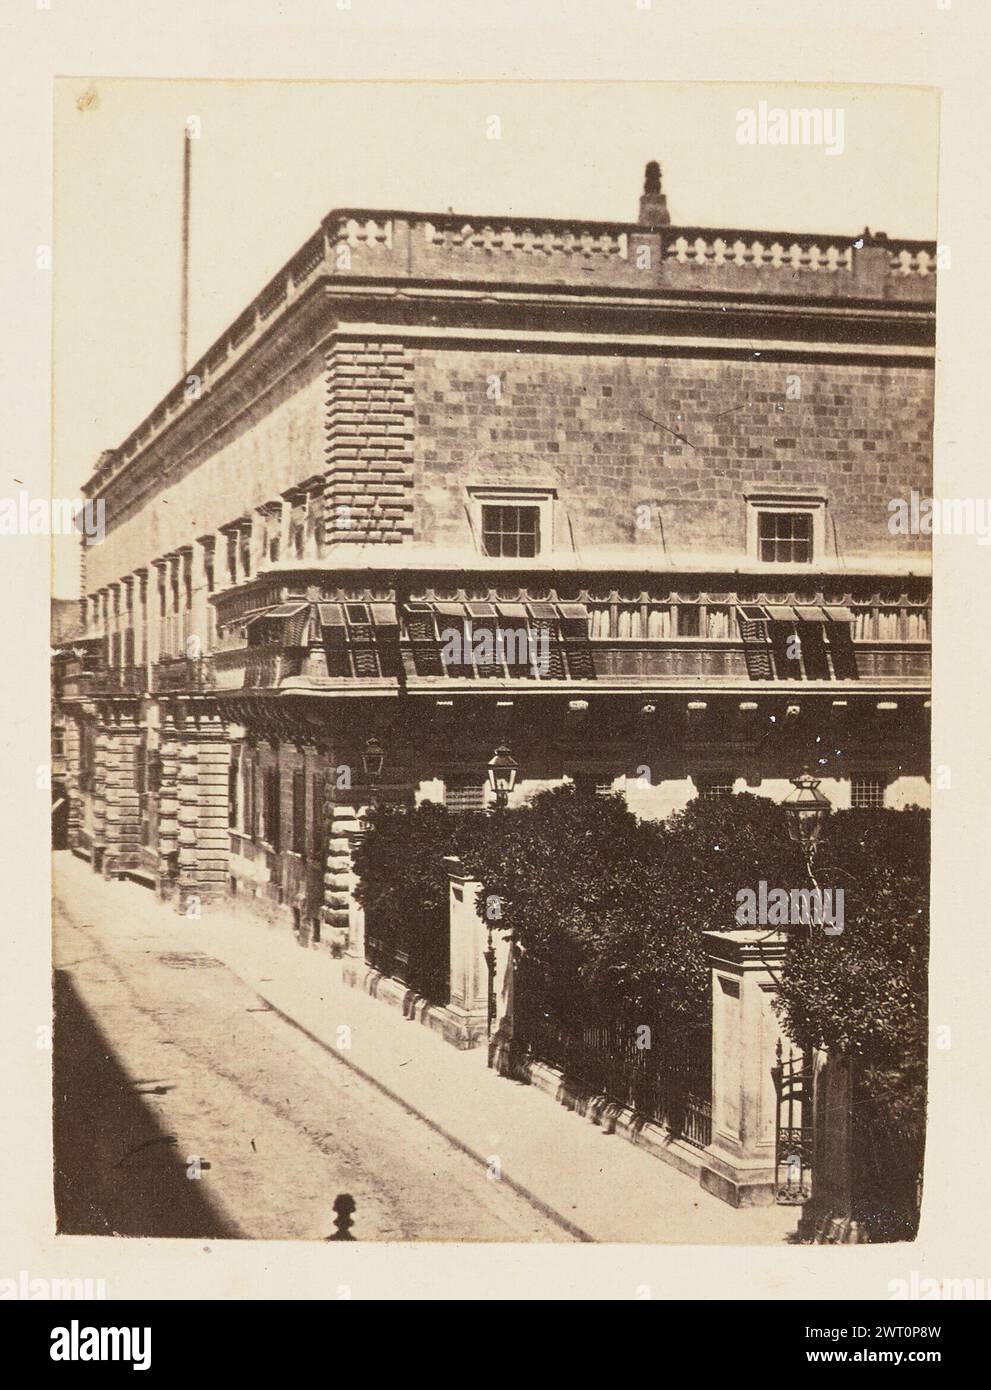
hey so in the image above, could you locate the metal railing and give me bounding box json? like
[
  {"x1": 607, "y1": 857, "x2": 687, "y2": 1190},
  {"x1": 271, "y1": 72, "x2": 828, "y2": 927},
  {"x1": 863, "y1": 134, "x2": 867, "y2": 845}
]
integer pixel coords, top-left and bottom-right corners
[
  {"x1": 151, "y1": 658, "x2": 215, "y2": 693},
  {"x1": 365, "y1": 909, "x2": 450, "y2": 1006},
  {"x1": 515, "y1": 995, "x2": 712, "y2": 1149}
]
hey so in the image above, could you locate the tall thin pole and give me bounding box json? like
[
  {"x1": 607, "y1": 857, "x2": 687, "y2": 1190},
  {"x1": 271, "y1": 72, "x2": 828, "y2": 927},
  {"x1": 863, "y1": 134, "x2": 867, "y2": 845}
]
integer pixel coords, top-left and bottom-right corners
[{"x1": 180, "y1": 128, "x2": 191, "y2": 377}]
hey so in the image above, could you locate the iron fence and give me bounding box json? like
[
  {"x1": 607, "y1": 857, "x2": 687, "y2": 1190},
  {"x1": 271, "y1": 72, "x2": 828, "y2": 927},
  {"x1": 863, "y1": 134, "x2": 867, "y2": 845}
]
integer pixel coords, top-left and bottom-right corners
[
  {"x1": 515, "y1": 990, "x2": 712, "y2": 1149},
  {"x1": 365, "y1": 906, "x2": 450, "y2": 1006}
]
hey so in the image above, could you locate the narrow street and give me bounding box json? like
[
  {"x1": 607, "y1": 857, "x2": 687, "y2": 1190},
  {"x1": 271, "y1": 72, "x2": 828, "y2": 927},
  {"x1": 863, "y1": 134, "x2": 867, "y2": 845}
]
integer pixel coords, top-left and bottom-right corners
[{"x1": 53, "y1": 861, "x2": 573, "y2": 1243}]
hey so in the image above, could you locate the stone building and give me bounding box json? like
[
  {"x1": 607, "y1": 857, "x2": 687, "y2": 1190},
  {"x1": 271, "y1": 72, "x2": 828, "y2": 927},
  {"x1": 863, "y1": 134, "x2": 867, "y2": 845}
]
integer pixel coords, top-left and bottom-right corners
[{"x1": 57, "y1": 165, "x2": 934, "y2": 959}]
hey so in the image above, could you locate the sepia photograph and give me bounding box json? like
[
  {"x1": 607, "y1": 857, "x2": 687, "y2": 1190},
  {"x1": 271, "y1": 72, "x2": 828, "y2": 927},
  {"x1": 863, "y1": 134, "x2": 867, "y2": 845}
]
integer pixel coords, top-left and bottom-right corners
[{"x1": 46, "y1": 78, "x2": 938, "y2": 1252}]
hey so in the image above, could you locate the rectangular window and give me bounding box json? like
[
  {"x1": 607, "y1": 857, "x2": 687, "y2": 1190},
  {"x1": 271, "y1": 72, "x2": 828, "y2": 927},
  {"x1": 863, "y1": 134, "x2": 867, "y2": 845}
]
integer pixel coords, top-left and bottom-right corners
[
  {"x1": 244, "y1": 756, "x2": 257, "y2": 839},
  {"x1": 443, "y1": 778, "x2": 487, "y2": 814},
  {"x1": 310, "y1": 773, "x2": 324, "y2": 858},
  {"x1": 228, "y1": 750, "x2": 239, "y2": 829},
  {"x1": 677, "y1": 605, "x2": 701, "y2": 638},
  {"x1": 574, "y1": 775, "x2": 614, "y2": 798},
  {"x1": 292, "y1": 768, "x2": 306, "y2": 854},
  {"x1": 226, "y1": 532, "x2": 238, "y2": 586},
  {"x1": 79, "y1": 723, "x2": 95, "y2": 791},
  {"x1": 263, "y1": 767, "x2": 280, "y2": 848},
  {"x1": 851, "y1": 775, "x2": 885, "y2": 809},
  {"x1": 481, "y1": 504, "x2": 540, "y2": 559},
  {"x1": 139, "y1": 746, "x2": 157, "y2": 850},
  {"x1": 758, "y1": 510, "x2": 813, "y2": 564},
  {"x1": 696, "y1": 776, "x2": 734, "y2": 801}
]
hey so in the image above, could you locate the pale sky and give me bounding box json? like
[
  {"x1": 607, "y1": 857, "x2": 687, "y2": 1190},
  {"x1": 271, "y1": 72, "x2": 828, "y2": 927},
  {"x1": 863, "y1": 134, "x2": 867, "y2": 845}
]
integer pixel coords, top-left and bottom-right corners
[{"x1": 52, "y1": 79, "x2": 939, "y2": 595}]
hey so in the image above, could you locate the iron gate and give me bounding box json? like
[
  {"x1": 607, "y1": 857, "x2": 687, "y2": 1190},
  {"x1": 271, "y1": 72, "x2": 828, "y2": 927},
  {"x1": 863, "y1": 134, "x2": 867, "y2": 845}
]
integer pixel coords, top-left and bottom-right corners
[{"x1": 772, "y1": 1038, "x2": 814, "y2": 1204}]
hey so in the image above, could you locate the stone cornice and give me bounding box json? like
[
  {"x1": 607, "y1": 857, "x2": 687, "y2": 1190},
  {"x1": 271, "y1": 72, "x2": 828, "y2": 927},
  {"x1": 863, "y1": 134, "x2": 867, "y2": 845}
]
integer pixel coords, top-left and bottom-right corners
[
  {"x1": 325, "y1": 313, "x2": 934, "y2": 361},
  {"x1": 243, "y1": 552, "x2": 932, "y2": 581},
  {"x1": 703, "y1": 928, "x2": 790, "y2": 968}
]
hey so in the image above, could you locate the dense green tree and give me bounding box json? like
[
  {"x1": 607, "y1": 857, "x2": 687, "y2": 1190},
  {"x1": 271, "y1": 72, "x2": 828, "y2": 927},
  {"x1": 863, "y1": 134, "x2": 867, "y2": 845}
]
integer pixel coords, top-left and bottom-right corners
[{"x1": 352, "y1": 789, "x2": 929, "y2": 1071}]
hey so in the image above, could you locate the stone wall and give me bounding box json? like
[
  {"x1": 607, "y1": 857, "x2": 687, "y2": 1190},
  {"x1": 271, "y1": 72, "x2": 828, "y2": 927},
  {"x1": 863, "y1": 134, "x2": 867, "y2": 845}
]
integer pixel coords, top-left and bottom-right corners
[
  {"x1": 411, "y1": 347, "x2": 933, "y2": 564},
  {"x1": 84, "y1": 352, "x2": 327, "y2": 595},
  {"x1": 323, "y1": 339, "x2": 415, "y2": 546}
]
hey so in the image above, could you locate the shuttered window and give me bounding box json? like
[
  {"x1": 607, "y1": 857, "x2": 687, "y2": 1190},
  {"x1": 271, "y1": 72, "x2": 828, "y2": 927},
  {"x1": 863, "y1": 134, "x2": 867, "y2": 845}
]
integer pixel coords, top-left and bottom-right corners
[
  {"x1": 263, "y1": 767, "x2": 280, "y2": 848},
  {"x1": 310, "y1": 773, "x2": 324, "y2": 858},
  {"x1": 292, "y1": 769, "x2": 306, "y2": 854},
  {"x1": 736, "y1": 605, "x2": 857, "y2": 681}
]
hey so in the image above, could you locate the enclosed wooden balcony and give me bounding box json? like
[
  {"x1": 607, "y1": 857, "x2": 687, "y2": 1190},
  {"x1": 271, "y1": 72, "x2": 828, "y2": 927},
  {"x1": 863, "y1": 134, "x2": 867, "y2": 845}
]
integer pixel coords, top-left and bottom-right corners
[{"x1": 201, "y1": 591, "x2": 930, "y2": 699}]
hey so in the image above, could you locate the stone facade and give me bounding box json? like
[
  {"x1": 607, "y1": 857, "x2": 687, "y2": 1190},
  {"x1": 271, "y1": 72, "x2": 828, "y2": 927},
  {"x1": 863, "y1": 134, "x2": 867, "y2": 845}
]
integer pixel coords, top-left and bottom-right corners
[
  {"x1": 56, "y1": 168, "x2": 933, "y2": 984},
  {"x1": 412, "y1": 350, "x2": 933, "y2": 564},
  {"x1": 323, "y1": 339, "x2": 416, "y2": 546}
]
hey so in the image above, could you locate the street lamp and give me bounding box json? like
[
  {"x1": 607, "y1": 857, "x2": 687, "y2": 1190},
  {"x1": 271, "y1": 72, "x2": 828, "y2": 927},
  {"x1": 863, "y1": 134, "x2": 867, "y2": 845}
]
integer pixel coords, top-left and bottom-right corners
[
  {"x1": 483, "y1": 745, "x2": 518, "y2": 1064},
  {"x1": 782, "y1": 768, "x2": 832, "y2": 855},
  {"x1": 486, "y1": 745, "x2": 518, "y2": 810},
  {"x1": 357, "y1": 736, "x2": 385, "y2": 831},
  {"x1": 777, "y1": 771, "x2": 832, "y2": 1205},
  {"x1": 361, "y1": 735, "x2": 384, "y2": 781}
]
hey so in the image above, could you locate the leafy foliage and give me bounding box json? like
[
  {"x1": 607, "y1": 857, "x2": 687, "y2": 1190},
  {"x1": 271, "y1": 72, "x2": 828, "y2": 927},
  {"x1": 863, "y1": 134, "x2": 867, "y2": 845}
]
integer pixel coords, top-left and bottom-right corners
[
  {"x1": 351, "y1": 800, "x2": 494, "y2": 994},
  {"x1": 353, "y1": 791, "x2": 929, "y2": 1231},
  {"x1": 352, "y1": 789, "x2": 929, "y2": 1072},
  {"x1": 351, "y1": 800, "x2": 456, "y2": 928},
  {"x1": 772, "y1": 807, "x2": 930, "y2": 1068}
]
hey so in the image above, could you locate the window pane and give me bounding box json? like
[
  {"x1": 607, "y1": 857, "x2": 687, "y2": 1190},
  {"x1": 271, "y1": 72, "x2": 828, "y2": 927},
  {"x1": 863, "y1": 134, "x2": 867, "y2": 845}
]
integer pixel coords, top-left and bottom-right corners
[
  {"x1": 481, "y1": 504, "x2": 540, "y2": 558},
  {"x1": 444, "y1": 779, "x2": 487, "y2": 813},
  {"x1": 851, "y1": 776, "x2": 885, "y2": 809},
  {"x1": 758, "y1": 511, "x2": 813, "y2": 562},
  {"x1": 697, "y1": 778, "x2": 734, "y2": 801}
]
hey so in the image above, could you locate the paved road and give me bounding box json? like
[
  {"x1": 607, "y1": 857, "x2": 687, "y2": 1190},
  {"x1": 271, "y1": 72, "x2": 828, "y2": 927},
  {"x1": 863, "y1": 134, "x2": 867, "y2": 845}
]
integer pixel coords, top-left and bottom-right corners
[{"x1": 53, "y1": 884, "x2": 572, "y2": 1243}]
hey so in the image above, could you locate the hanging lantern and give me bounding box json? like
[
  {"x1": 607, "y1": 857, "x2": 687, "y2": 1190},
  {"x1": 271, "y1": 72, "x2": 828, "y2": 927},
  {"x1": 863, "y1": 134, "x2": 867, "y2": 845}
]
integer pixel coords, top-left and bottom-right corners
[
  {"x1": 782, "y1": 769, "x2": 831, "y2": 852},
  {"x1": 361, "y1": 735, "x2": 385, "y2": 780},
  {"x1": 486, "y1": 745, "x2": 519, "y2": 807}
]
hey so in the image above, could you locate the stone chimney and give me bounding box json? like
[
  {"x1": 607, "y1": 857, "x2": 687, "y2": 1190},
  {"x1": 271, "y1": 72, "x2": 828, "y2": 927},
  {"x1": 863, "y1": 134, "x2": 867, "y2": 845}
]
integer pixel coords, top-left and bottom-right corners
[{"x1": 638, "y1": 160, "x2": 670, "y2": 227}]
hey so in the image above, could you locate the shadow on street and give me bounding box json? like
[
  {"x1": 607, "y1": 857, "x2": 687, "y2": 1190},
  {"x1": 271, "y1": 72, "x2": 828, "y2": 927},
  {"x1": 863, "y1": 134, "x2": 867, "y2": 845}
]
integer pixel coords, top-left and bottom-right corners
[{"x1": 53, "y1": 969, "x2": 240, "y2": 1239}]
